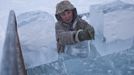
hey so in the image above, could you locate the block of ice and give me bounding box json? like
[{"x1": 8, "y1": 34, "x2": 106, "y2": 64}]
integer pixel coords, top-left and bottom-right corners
[
  {"x1": 90, "y1": 0, "x2": 134, "y2": 55},
  {"x1": 18, "y1": 11, "x2": 58, "y2": 69}
]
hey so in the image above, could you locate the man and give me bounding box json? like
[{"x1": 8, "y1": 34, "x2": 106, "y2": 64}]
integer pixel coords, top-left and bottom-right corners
[{"x1": 55, "y1": 0, "x2": 95, "y2": 53}]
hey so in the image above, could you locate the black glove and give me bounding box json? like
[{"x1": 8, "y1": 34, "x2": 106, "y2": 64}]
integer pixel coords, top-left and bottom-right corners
[
  {"x1": 57, "y1": 39, "x2": 65, "y2": 53},
  {"x1": 57, "y1": 43, "x2": 65, "y2": 53},
  {"x1": 86, "y1": 28, "x2": 95, "y2": 40},
  {"x1": 78, "y1": 29, "x2": 94, "y2": 41}
]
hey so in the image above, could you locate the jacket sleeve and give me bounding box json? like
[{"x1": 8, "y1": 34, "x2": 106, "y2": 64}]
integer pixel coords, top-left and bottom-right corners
[{"x1": 55, "y1": 22, "x2": 77, "y2": 45}]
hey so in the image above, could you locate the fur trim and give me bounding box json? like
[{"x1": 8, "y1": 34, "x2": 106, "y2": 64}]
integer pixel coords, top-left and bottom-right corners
[{"x1": 75, "y1": 29, "x2": 83, "y2": 42}]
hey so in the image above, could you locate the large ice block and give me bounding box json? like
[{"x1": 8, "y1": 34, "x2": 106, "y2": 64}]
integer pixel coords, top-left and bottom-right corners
[
  {"x1": 17, "y1": 11, "x2": 58, "y2": 69},
  {"x1": 90, "y1": 0, "x2": 134, "y2": 55}
]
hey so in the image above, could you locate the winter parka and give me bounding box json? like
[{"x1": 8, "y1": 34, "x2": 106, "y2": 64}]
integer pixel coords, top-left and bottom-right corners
[{"x1": 55, "y1": 1, "x2": 95, "y2": 52}]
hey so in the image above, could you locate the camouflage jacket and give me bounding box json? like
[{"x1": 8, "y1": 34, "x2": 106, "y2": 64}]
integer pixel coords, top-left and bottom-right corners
[{"x1": 55, "y1": 17, "x2": 94, "y2": 51}]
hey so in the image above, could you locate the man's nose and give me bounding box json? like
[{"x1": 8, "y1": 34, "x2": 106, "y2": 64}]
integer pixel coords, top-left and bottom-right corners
[{"x1": 64, "y1": 13, "x2": 69, "y2": 19}]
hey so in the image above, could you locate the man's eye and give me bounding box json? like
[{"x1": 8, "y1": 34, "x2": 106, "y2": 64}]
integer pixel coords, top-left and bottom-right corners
[
  {"x1": 67, "y1": 11, "x2": 71, "y2": 14},
  {"x1": 60, "y1": 13, "x2": 65, "y2": 16}
]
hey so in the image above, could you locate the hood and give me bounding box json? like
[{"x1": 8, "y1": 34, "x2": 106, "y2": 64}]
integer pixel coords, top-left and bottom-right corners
[
  {"x1": 55, "y1": 1, "x2": 77, "y2": 22},
  {"x1": 56, "y1": 1, "x2": 75, "y2": 15}
]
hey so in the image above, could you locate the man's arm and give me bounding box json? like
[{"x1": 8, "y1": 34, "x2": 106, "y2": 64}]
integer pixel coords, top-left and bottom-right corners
[
  {"x1": 55, "y1": 23, "x2": 77, "y2": 45},
  {"x1": 55, "y1": 22, "x2": 79, "y2": 53},
  {"x1": 78, "y1": 19, "x2": 95, "y2": 41}
]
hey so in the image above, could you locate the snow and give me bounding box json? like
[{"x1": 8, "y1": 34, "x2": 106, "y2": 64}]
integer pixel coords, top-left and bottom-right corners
[
  {"x1": 0, "y1": 26, "x2": 5, "y2": 71},
  {"x1": 0, "y1": 27, "x2": 4, "y2": 56}
]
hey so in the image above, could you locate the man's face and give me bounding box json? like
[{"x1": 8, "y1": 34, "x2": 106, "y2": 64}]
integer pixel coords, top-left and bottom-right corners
[{"x1": 60, "y1": 10, "x2": 73, "y2": 23}]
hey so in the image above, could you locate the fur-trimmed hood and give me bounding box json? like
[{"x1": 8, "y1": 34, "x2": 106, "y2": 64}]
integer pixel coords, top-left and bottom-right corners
[{"x1": 56, "y1": 1, "x2": 75, "y2": 15}]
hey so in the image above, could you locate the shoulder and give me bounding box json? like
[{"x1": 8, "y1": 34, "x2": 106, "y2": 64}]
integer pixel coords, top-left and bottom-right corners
[
  {"x1": 78, "y1": 17, "x2": 89, "y2": 25},
  {"x1": 76, "y1": 17, "x2": 94, "y2": 30},
  {"x1": 55, "y1": 21, "x2": 63, "y2": 29},
  {"x1": 76, "y1": 17, "x2": 90, "y2": 27},
  {"x1": 55, "y1": 21, "x2": 61, "y2": 27},
  {"x1": 55, "y1": 21, "x2": 60, "y2": 26}
]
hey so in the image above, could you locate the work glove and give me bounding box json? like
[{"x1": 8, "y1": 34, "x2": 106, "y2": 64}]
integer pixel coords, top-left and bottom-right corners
[
  {"x1": 78, "y1": 28, "x2": 95, "y2": 41},
  {"x1": 57, "y1": 42, "x2": 65, "y2": 53}
]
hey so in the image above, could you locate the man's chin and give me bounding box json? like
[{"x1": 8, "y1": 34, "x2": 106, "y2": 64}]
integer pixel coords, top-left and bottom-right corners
[{"x1": 64, "y1": 20, "x2": 72, "y2": 23}]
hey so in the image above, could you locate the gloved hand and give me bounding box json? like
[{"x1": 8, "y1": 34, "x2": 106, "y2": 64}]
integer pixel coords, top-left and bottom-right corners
[
  {"x1": 78, "y1": 29, "x2": 94, "y2": 41},
  {"x1": 57, "y1": 42, "x2": 65, "y2": 53},
  {"x1": 86, "y1": 28, "x2": 95, "y2": 40}
]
